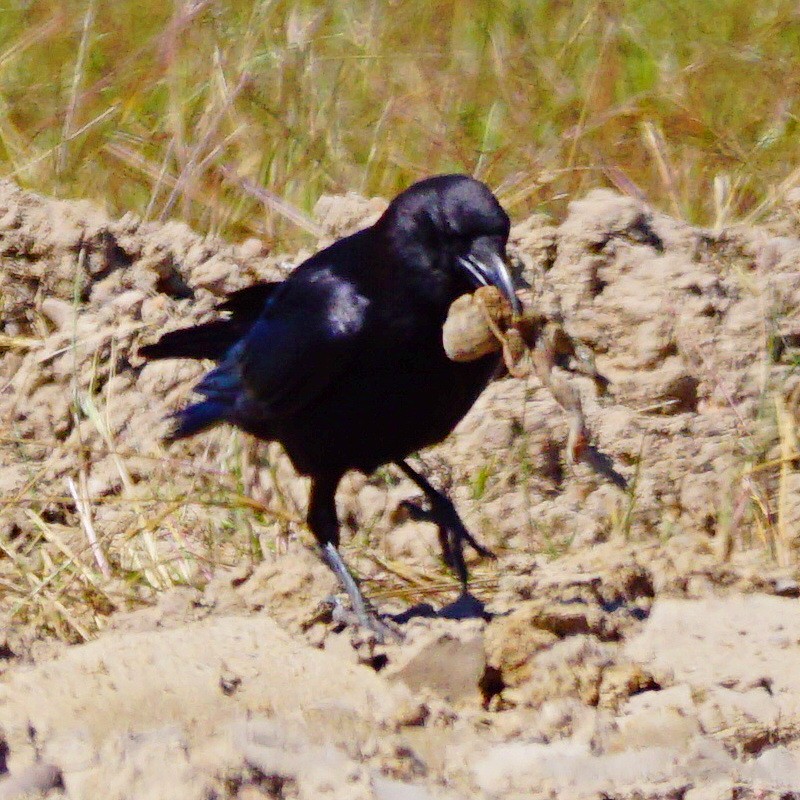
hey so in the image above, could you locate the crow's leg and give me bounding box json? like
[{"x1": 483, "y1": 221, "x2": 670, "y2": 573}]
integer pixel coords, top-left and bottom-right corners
[
  {"x1": 308, "y1": 476, "x2": 396, "y2": 641},
  {"x1": 395, "y1": 460, "x2": 495, "y2": 589}
]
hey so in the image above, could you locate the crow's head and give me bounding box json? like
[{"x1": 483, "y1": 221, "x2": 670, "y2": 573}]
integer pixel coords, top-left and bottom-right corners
[{"x1": 379, "y1": 174, "x2": 518, "y2": 314}]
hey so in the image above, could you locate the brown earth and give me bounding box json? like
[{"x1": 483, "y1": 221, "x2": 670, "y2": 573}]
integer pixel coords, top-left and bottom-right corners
[{"x1": 1, "y1": 180, "x2": 800, "y2": 799}]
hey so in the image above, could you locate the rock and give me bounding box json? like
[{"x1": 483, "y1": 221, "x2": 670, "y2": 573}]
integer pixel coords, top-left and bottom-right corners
[
  {"x1": 610, "y1": 706, "x2": 701, "y2": 752},
  {"x1": 383, "y1": 620, "x2": 485, "y2": 703}
]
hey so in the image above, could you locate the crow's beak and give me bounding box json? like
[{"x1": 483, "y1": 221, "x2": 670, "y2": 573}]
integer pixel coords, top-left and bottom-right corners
[{"x1": 458, "y1": 249, "x2": 521, "y2": 317}]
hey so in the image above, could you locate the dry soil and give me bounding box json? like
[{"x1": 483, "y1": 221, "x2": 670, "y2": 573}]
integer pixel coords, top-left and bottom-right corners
[{"x1": 2, "y1": 181, "x2": 800, "y2": 799}]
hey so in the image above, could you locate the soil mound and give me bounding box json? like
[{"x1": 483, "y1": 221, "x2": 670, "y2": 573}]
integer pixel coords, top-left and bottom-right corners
[{"x1": 2, "y1": 181, "x2": 800, "y2": 798}]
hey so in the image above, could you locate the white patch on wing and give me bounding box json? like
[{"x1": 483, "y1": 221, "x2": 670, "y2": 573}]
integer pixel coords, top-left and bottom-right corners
[{"x1": 328, "y1": 281, "x2": 369, "y2": 337}]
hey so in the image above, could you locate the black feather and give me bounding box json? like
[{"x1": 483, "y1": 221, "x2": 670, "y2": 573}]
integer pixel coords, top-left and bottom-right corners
[{"x1": 138, "y1": 281, "x2": 280, "y2": 362}]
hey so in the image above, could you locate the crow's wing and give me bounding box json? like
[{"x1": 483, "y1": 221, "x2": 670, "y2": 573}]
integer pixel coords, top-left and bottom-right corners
[{"x1": 221, "y1": 271, "x2": 371, "y2": 419}]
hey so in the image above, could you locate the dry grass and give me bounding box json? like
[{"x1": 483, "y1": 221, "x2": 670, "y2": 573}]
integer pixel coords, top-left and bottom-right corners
[
  {"x1": 3, "y1": 1, "x2": 800, "y2": 640},
  {"x1": 2, "y1": 1, "x2": 800, "y2": 248}
]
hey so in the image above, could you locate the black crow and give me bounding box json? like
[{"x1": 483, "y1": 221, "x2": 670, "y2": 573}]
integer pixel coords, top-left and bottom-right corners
[{"x1": 139, "y1": 174, "x2": 517, "y2": 637}]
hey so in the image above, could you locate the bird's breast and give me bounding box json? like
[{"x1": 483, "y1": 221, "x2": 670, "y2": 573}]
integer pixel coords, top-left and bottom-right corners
[{"x1": 276, "y1": 308, "x2": 499, "y2": 476}]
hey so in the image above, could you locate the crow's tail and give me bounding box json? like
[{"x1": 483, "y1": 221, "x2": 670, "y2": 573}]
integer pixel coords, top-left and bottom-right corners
[
  {"x1": 139, "y1": 320, "x2": 246, "y2": 362},
  {"x1": 163, "y1": 354, "x2": 243, "y2": 440},
  {"x1": 138, "y1": 282, "x2": 281, "y2": 363},
  {"x1": 140, "y1": 282, "x2": 280, "y2": 441},
  {"x1": 165, "y1": 399, "x2": 229, "y2": 440}
]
